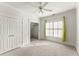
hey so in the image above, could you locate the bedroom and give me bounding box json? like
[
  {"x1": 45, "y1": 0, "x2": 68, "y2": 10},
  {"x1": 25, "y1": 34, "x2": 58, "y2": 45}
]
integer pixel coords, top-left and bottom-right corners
[{"x1": 0, "y1": 2, "x2": 79, "y2": 56}]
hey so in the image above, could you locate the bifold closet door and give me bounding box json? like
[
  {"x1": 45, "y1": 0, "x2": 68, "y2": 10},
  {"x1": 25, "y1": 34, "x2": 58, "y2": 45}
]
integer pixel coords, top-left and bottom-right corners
[{"x1": 0, "y1": 16, "x2": 22, "y2": 53}]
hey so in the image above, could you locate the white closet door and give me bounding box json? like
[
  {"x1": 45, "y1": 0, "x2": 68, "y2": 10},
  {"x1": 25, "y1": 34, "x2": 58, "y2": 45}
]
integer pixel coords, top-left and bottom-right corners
[
  {"x1": 7, "y1": 18, "x2": 22, "y2": 49},
  {"x1": 0, "y1": 16, "x2": 9, "y2": 52},
  {"x1": 0, "y1": 16, "x2": 22, "y2": 54},
  {"x1": 0, "y1": 16, "x2": 4, "y2": 51},
  {"x1": 14, "y1": 18, "x2": 22, "y2": 47}
]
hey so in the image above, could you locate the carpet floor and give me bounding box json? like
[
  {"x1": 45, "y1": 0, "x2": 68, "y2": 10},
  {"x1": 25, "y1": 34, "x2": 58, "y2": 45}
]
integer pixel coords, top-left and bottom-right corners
[{"x1": 0, "y1": 39, "x2": 78, "y2": 56}]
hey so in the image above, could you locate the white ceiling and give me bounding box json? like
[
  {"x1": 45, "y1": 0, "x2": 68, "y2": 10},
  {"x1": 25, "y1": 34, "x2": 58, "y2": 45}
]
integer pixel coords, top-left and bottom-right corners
[{"x1": 4, "y1": 2, "x2": 76, "y2": 18}]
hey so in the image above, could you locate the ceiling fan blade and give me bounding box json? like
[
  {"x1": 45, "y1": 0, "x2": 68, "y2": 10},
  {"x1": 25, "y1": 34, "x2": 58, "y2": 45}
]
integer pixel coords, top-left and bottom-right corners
[
  {"x1": 43, "y1": 8, "x2": 52, "y2": 12},
  {"x1": 38, "y1": 9, "x2": 43, "y2": 13},
  {"x1": 40, "y1": 9, "x2": 43, "y2": 13},
  {"x1": 42, "y1": 2, "x2": 48, "y2": 8}
]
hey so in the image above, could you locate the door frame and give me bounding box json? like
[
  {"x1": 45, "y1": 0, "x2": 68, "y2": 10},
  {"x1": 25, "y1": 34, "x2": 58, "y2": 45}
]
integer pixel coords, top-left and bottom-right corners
[{"x1": 30, "y1": 22, "x2": 40, "y2": 41}]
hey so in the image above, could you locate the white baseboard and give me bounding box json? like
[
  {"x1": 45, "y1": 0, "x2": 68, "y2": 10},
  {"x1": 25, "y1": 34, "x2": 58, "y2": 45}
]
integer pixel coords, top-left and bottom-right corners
[
  {"x1": 76, "y1": 47, "x2": 79, "y2": 55},
  {"x1": 0, "y1": 47, "x2": 19, "y2": 55}
]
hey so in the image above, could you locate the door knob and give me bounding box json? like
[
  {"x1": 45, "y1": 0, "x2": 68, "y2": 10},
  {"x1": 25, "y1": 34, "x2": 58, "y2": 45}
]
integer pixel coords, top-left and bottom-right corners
[{"x1": 9, "y1": 35, "x2": 14, "y2": 37}]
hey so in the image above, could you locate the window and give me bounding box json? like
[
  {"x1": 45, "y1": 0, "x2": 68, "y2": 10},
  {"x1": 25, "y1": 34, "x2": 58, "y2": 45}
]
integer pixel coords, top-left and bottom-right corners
[{"x1": 46, "y1": 20, "x2": 64, "y2": 38}]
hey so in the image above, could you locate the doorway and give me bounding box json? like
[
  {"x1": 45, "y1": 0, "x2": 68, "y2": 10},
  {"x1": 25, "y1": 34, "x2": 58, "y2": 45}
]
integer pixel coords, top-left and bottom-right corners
[{"x1": 30, "y1": 22, "x2": 39, "y2": 41}]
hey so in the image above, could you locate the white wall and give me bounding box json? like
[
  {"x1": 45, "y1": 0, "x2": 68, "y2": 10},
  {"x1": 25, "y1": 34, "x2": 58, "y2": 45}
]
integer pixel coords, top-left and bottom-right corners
[
  {"x1": 40, "y1": 9, "x2": 77, "y2": 47},
  {"x1": 77, "y1": 3, "x2": 79, "y2": 54}
]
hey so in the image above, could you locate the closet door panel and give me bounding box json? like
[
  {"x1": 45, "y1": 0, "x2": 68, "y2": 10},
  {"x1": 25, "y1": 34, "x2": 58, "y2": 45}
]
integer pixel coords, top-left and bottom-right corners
[
  {"x1": 7, "y1": 18, "x2": 16, "y2": 49},
  {"x1": 0, "y1": 17, "x2": 3, "y2": 50},
  {"x1": 0, "y1": 17, "x2": 5, "y2": 51},
  {"x1": 3, "y1": 17, "x2": 8, "y2": 50}
]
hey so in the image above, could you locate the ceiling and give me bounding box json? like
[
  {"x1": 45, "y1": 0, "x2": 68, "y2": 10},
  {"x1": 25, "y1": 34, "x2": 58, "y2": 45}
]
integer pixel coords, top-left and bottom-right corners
[{"x1": 4, "y1": 2, "x2": 76, "y2": 18}]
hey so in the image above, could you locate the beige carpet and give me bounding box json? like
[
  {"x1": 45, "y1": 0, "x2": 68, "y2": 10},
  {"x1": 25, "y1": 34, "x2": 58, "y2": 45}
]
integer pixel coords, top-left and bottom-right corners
[{"x1": 0, "y1": 40, "x2": 78, "y2": 56}]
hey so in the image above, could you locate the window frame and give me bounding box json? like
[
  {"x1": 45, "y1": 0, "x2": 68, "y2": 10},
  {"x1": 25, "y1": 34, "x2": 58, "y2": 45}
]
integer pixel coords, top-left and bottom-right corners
[{"x1": 45, "y1": 20, "x2": 64, "y2": 39}]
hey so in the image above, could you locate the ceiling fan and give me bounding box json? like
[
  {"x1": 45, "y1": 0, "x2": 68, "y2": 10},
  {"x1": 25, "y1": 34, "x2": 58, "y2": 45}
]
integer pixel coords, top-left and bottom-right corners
[{"x1": 30, "y1": 2, "x2": 52, "y2": 13}]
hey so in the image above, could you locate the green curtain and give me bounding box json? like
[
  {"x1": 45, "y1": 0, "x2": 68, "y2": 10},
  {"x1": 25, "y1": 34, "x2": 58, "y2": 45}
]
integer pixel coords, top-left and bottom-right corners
[{"x1": 62, "y1": 16, "x2": 66, "y2": 42}]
